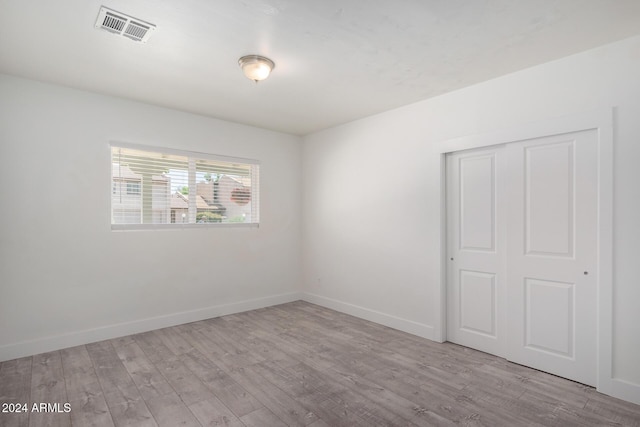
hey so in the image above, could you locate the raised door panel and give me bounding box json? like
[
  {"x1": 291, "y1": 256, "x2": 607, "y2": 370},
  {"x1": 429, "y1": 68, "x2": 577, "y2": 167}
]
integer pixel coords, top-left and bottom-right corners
[
  {"x1": 460, "y1": 154, "x2": 496, "y2": 252},
  {"x1": 525, "y1": 141, "x2": 574, "y2": 258},
  {"x1": 460, "y1": 270, "x2": 496, "y2": 338},
  {"x1": 524, "y1": 278, "x2": 574, "y2": 358}
]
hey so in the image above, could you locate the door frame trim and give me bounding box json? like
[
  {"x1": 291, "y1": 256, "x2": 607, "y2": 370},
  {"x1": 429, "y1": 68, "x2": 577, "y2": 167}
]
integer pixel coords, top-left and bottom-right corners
[{"x1": 433, "y1": 107, "x2": 614, "y2": 395}]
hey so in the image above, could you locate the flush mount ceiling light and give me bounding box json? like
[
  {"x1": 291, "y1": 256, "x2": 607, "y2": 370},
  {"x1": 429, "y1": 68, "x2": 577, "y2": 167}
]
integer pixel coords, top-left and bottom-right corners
[{"x1": 238, "y1": 55, "x2": 275, "y2": 82}]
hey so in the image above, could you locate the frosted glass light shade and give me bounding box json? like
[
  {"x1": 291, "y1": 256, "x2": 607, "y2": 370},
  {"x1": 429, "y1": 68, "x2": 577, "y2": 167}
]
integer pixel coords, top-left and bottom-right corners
[{"x1": 238, "y1": 55, "x2": 275, "y2": 82}]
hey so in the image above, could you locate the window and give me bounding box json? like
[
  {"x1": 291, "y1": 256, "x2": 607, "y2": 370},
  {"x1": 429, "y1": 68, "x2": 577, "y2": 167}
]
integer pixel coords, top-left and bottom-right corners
[
  {"x1": 126, "y1": 182, "x2": 141, "y2": 195},
  {"x1": 111, "y1": 143, "x2": 259, "y2": 228}
]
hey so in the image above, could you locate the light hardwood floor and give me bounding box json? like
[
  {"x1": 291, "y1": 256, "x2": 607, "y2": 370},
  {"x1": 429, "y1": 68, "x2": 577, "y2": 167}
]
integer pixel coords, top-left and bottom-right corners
[{"x1": 1, "y1": 301, "x2": 639, "y2": 426}]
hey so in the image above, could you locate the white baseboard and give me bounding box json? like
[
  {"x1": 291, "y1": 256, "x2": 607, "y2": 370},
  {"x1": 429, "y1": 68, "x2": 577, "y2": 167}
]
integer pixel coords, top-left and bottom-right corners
[
  {"x1": 301, "y1": 292, "x2": 436, "y2": 341},
  {"x1": 610, "y1": 378, "x2": 640, "y2": 405},
  {"x1": 0, "y1": 292, "x2": 302, "y2": 362}
]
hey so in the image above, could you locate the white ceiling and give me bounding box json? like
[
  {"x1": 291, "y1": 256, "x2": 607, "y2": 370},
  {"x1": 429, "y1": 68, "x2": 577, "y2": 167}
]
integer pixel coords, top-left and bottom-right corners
[{"x1": 1, "y1": 1, "x2": 640, "y2": 135}]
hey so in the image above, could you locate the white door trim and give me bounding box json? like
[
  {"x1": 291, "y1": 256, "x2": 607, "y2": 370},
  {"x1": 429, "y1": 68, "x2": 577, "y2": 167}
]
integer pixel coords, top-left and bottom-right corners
[{"x1": 433, "y1": 108, "x2": 614, "y2": 395}]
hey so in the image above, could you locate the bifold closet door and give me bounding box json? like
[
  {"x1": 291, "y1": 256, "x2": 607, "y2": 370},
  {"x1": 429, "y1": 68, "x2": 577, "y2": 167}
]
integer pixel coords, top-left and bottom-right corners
[{"x1": 446, "y1": 129, "x2": 598, "y2": 386}]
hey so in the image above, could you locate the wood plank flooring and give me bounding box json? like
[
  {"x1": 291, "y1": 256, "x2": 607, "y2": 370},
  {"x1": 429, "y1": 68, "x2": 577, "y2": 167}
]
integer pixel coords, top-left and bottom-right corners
[{"x1": 1, "y1": 301, "x2": 639, "y2": 426}]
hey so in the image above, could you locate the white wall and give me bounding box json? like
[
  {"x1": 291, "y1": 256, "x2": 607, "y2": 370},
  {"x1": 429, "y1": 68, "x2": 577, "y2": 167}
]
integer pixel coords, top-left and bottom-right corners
[
  {"x1": 0, "y1": 74, "x2": 302, "y2": 360},
  {"x1": 302, "y1": 35, "x2": 640, "y2": 398}
]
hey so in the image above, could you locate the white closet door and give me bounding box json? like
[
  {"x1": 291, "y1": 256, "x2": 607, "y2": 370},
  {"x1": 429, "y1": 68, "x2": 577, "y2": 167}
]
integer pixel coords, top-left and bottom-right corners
[
  {"x1": 505, "y1": 130, "x2": 598, "y2": 386},
  {"x1": 446, "y1": 129, "x2": 598, "y2": 386},
  {"x1": 446, "y1": 146, "x2": 507, "y2": 357}
]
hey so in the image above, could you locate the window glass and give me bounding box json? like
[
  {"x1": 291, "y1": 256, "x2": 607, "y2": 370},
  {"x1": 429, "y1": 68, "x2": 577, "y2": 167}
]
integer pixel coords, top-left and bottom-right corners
[{"x1": 111, "y1": 144, "x2": 259, "y2": 227}]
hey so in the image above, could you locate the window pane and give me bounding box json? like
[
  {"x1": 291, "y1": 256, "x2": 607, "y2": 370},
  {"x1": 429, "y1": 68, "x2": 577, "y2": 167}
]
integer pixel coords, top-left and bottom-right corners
[
  {"x1": 112, "y1": 147, "x2": 186, "y2": 225},
  {"x1": 195, "y1": 160, "x2": 254, "y2": 224}
]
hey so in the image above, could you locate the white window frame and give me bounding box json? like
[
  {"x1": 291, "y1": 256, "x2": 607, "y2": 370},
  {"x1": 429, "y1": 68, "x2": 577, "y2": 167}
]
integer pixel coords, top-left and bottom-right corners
[{"x1": 110, "y1": 141, "x2": 260, "y2": 230}]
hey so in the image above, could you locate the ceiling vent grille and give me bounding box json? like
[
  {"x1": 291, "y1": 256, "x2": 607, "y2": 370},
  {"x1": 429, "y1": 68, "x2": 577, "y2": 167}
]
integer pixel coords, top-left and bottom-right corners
[{"x1": 95, "y1": 6, "x2": 155, "y2": 43}]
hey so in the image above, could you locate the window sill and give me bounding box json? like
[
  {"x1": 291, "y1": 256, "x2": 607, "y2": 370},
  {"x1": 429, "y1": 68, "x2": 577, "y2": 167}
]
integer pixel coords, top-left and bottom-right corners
[{"x1": 111, "y1": 223, "x2": 259, "y2": 231}]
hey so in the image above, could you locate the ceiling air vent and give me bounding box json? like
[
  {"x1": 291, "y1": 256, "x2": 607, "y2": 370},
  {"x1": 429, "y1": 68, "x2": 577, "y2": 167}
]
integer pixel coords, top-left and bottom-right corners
[{"x1": 95, "y1": 6, "x2": 155, "y2": 43}]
